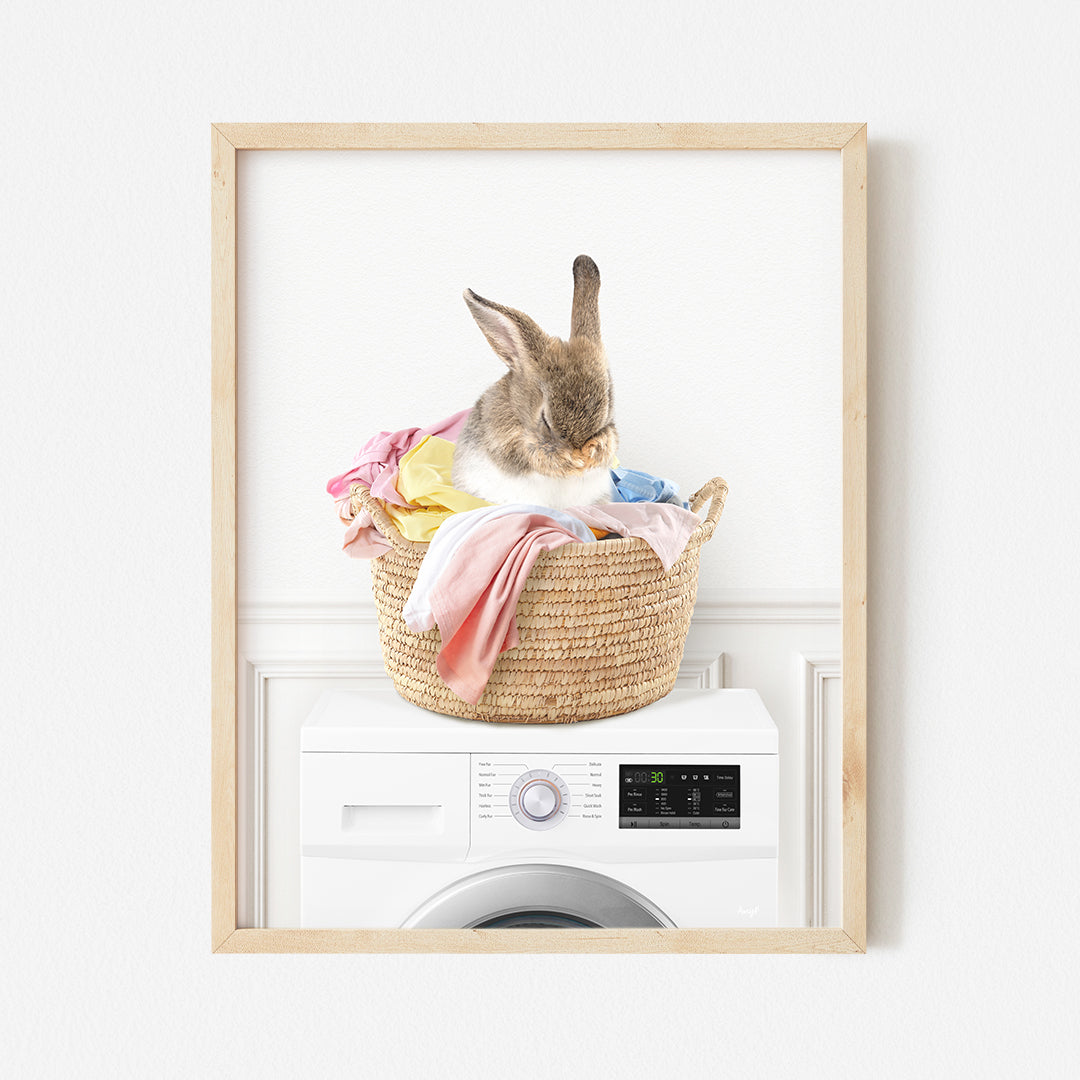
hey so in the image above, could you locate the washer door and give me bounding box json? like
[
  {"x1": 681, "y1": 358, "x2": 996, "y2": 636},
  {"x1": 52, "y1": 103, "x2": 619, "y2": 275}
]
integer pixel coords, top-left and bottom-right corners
[{"x1": 401, "y1": 864, "x2": 674, "y2": 929}]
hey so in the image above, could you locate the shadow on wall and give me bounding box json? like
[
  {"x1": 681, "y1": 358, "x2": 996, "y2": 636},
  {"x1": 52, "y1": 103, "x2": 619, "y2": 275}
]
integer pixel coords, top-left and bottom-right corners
[{"x1": 867, "y1": 138, "x2": 918, "y2": 949}]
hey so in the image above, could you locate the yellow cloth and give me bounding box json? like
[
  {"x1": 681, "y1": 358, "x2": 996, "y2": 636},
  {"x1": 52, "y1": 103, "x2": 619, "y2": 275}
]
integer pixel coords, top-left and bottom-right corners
[{"x1": 381, "y1": 436, "x2": 491, "y2": 542}]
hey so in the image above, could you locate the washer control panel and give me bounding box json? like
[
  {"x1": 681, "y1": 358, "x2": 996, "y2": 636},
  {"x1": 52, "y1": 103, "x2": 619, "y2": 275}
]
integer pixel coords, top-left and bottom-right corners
[
  {"x1": 508, "y1": 769, "x2": 570, "y2": 830},
  {"x1": 470, "y1": 754, "x2": 773, "y2": 858},
  {"x1": 474, "y1": 757, "x2": 604, "y2": 830}
]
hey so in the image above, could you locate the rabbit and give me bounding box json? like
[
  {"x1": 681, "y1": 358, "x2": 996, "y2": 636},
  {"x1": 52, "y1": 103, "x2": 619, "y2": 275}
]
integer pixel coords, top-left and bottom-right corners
[{"x1": 451, "y1": 255, "x2": 618, "y2": 508}]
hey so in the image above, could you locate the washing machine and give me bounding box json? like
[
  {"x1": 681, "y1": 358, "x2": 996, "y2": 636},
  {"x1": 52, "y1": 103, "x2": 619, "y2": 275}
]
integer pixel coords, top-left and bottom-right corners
[{"x1": 300, "y1": 688, "x2": 778, "y2": 929}]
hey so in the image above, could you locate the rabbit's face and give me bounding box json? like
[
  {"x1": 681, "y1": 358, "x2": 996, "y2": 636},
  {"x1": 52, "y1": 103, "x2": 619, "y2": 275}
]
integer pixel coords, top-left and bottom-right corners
[{"x1": 529, "y1": 337, "x2": 616, "y2": 476}]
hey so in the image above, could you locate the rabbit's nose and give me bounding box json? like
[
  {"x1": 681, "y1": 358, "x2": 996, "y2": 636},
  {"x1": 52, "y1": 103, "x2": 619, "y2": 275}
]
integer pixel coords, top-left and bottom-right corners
[{"x1": 572, "y1": 438, "x2": 602, "y2": 469}]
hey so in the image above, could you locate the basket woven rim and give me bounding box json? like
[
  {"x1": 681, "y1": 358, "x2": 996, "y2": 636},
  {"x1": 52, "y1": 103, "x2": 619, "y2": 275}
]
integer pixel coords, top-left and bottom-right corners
[{"x1": 349, "y1": 475, "x2": 729, "y2": 558}]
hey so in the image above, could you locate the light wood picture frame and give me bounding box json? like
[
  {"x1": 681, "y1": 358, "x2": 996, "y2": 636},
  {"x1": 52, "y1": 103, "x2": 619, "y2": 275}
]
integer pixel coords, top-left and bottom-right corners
[{"x1": 211, "y1": 122, "x2": 867, "y2": 954}]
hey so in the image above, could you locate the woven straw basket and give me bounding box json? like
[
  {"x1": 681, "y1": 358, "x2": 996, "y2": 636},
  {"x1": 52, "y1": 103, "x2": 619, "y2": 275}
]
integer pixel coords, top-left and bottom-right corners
[{"x1": 350, "y1": 476, "x2": 727, "y2": 723}]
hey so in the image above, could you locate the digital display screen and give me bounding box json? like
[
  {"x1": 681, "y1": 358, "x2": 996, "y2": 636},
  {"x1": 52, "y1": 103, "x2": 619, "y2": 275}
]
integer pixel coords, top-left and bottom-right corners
[{"x1": 619, "y1": 764, "x2": 740, "y2": 829}]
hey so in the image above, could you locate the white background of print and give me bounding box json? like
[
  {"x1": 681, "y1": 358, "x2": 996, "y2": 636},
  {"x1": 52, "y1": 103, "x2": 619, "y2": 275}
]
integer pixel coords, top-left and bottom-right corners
[{"x1": 238, "y1": 148, "x2": 840, "y2": 604}]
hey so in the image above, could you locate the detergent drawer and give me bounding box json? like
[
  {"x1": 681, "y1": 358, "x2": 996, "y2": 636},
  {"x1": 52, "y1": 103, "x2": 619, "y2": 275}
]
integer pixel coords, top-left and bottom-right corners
[{"x1": 301, "y1": 752, "x2": 469, "y2": 861}]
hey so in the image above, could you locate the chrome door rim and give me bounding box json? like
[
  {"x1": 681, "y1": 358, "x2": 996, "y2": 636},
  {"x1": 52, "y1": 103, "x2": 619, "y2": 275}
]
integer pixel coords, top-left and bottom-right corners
[{"x1": 401, "y1": 864, "x2": 674, "y2": 929}]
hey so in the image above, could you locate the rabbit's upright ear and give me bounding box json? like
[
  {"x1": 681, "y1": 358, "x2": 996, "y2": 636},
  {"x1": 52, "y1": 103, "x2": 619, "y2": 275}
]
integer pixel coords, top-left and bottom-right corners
[
  {"x1": 570, "y1": 255, "x2": 601, "y2": 342},
  {"x1": 463, "y1": 289, "x2": 545, "y2": 369}
]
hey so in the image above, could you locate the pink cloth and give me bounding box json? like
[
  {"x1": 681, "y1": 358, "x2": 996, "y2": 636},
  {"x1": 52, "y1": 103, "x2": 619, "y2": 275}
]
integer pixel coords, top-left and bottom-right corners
[
  {"x1": 341, "y1": 514, "x2": 394, "y2": 559},
  {"x1": 424, "y1": 513, "x2": 583, "y2": 706},
  {"x1": 327, "y1": 408, "x2": 471, "y2": 507},
  {"x1": 565, "y1": 502, "x2": 700, "y2": 571},
  {"x1": 329, "y1": 409, "x2": 471, "y2": 559}
]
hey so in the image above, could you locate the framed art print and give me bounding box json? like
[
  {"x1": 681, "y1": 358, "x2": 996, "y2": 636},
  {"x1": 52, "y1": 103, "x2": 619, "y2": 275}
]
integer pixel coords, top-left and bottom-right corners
[{"x1": 211, "y1": 123, "x2": 867, "y2": 953}]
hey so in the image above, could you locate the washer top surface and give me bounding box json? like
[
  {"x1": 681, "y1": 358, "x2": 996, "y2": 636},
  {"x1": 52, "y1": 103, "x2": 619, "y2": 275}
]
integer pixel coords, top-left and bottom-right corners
[{"x1": 301, "y1": 688, "x2": 777, "y2": 755}]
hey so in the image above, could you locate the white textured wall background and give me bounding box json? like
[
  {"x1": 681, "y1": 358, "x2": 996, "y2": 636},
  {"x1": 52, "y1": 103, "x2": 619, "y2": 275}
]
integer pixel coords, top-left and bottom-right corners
[{"x1": 3, "y1": 1, "x2": 1078, "y2": 1077}]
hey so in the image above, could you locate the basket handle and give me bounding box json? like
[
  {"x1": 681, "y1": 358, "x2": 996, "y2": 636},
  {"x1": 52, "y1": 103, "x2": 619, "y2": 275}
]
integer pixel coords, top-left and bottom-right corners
[
  {"x1": 687, "y1": 476, "x2": 729, "y2": 546},
  {"x1": 349, "y1": 482, "x2": 427, "y2": 555}
]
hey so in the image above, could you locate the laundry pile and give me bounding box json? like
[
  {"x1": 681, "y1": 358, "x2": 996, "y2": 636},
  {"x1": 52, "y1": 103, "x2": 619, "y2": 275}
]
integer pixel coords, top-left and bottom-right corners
[
  {"x1": 327, "y1": 411, "x2": 701, "y2": 704},
  {"x1": 327, "y1": 408, "x2": 479, "y2": 558}
]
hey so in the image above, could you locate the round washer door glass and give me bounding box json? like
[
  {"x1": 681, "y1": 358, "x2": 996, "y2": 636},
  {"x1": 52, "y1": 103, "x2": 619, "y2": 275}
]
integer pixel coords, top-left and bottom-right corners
[{"x1": 401, "y1": 864, "x2": 674, "y2": 929}]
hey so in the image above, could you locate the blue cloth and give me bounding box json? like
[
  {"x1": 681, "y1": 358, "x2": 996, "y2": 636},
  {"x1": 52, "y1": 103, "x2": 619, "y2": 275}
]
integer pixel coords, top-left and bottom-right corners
[{"x1": 609, "y1": 467, "x2": 689, "y2": 509}]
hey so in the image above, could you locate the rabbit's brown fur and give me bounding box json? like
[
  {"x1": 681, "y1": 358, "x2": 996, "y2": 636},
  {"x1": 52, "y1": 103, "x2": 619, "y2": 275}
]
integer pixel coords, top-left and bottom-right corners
[{"x1": 452, "y1": 256, "x2": 617, "y2": 507}]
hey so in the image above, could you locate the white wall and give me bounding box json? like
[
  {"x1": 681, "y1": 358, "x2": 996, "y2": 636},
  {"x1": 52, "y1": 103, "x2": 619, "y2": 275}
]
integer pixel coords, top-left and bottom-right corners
[{"x1": 4, "y1": 2, "x2": 1078, "y2": 1078}]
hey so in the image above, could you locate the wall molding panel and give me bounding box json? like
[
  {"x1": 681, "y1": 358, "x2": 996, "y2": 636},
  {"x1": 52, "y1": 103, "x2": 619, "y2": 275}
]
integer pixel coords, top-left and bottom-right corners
[
  {"x1": 801, "y1": 653, "x2": 842, "y2": 928},
  {"x1": 241, "y1": 657, "x2": 392, "y2": 926},
  {"x1": 239, "y1": 587, "x2": 841, "y2": 628}
]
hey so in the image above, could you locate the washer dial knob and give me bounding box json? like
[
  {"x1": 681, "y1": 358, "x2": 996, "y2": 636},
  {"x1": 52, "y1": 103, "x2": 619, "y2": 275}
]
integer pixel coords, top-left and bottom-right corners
[
  {"x1": 509, "y1": 770, "x2": 570, "y2": 830},
  {"x1": 521, "y1": 780, "x2": 559, "y2": 820}
]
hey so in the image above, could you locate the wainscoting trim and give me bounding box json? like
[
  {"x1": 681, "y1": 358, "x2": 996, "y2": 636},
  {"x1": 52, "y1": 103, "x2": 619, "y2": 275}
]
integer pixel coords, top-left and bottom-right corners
[
  {"x1": 801, "y1": 653, "x2": 842, "y2": 928},
  {"x1": 240, "y1": 588, "x2": 841, "y2": 627}
]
